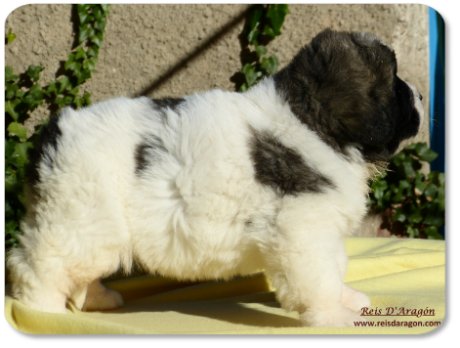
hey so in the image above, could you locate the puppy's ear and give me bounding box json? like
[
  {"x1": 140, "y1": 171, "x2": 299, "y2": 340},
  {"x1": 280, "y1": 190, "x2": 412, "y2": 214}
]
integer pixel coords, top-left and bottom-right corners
[{"x1": 351, "y1": 32, "x2": 397, "y2": 89}]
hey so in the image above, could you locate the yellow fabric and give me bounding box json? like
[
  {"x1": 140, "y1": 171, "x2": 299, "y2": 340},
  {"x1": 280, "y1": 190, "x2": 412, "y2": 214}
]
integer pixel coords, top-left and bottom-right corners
[{"x1": 5, "y1": 237, "x2": 445, "y2": 334}]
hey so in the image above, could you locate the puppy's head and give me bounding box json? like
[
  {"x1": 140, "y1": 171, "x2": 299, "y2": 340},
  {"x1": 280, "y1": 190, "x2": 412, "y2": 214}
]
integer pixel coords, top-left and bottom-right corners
[{"x1": 274, "y1": 29, "x2": 424, "y2": 162}]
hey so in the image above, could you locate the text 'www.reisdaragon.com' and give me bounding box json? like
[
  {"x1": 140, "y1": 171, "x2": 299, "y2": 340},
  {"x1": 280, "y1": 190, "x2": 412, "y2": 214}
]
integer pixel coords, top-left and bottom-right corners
[{"x1": 354, "y1": 320, "x2": 441, "y2": 328}]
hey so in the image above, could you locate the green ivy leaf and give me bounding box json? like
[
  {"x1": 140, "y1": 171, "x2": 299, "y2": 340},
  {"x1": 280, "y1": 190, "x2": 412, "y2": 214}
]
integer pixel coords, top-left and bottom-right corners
[
  {"x1": 433, "y1": 186, "x2": 445, "y2": 212},
  {"x1": 83, "y1": 57, "x2": 97, "y2": 72},
  {"x1": 393, "y1": 208, "x2": 406, "y2": 223},
  {"x1": 416, "y1": 142, "x2": 438, "y2": 162},
  {"x1": 5, "y1": 199, "x2": 15, "y2": 219},
  {"x1": 7, "y1": 122, "x2": 28, "y2": 141},
  {"x1": 79, "y1": 25, "x2": 95, "y2": 44},
  {"x1": 5, "y1": 220, "x2": 19, "y2": 238},
  {"x1": 5, "y1": 100, "x2": 21, "y2": 121},
  {"x1": 239, "y1": 83, "x2": 248, "y2": 92},
  {"x1": 372, "y1": 179, "x2": 388, "y2": 200},
  {"x1": 437, "y1": 172, "x2": 445, "y2": 187},
  {"x1": 262, "y1": 25, "x2": 276, "y2": 38},
  {"x1": 54, "y1": 97, "x2": 66, "y2": 108},
  {"x1": 90, "y1": 32, "x2": 104, "y2": 47},
  {"x1": 391, "y1": 151, "x2": 405, "y2": 167},
  {"x1": 266, "y1": 4, "x2": 290, "y2": 36},
  {"x1": 261, "y1": 55, "x2": 279, "y2": 75},
  {"x1": 74, "y1": 96, "x2": 83, "y2": 109},
  {"x1": 248, "y1": 29, "x2": 260, "y2": 45},
  {"x1": 6, "y1": 82, "x2": 19, "y2": 100},
  {"x1": 414, "y1": 173, "x2": 427, "y2": 195},
  {"x1": 248, "y1": 6, "x2": 264, "y2": 33},
  {"x1": 423, "y1": 213, "x2": 443, "y2": 227},
  {"x1": 408, "y1": 208, "x2": 423, "y2": 224},
  {"x1": 5, "y1": 66, "x2": 19, "y2": 82},
  {"x1": 46, "y1": 82, "x2": 58, "y2": 96},
  {"x1": 82, "y1": 91, "x2": 92, "y2": 106},
  {"x1": 100, "y1": 4, "x2": 110, "y2": 15},
  {"x1": 75, "y1": 46, "x2": 87, "y2": 61},
  {"x1": 5, "y1": 139, "x2": 16, "y2": 159},
  {"x1": 68, "y1": 86, "x2": 79, "y2": 96},
  {"x1": 77, "y1": 4, "x2": 92, "y2": 25},
  {"x1": 255, "y1": 45, "x2": 267, "y2": 58},
  {"x1": 6, "y1": 28, "x2": 17, "y2": 44},
  {"x1": 5, "y1": 169, "x2": 18, "y2": 193},
  {"x1": 76, "y1": 69, "x2": 92, "y2": 85},
  {"x1": 404, "y1": 143, "x2": 418, "y2": 151},
  {"x1": 15, "y1": 90, "x2": 25, "y2": 99},
  {"x1": 425, "y1": 226, "x2": 443, "y2": 239},
  {"x1": 11, "y1": 142, "x2": 33, "y2": 167},
  {"x1": 94, "y1": 18, "x2": 107, "y2": 32},
  {"x1": 242, "y1": 64, "x2": 262, "y2": 86},
  {"x1": 27, "y1": 65, "x2": 44, "y2": 82},
  {"x1": 23, "y1": 84, "x2": 44, "y2": 111},
  {"x1": 86, "y1": 46, "x2": 100, "y2": 58},
  {"x1": 402, "y1": 156, "x2": 416, "y2": 177},
  {"x1": 65, "y1": 55, "x2": 78, "y2": 73},
  {"x1": 63, "y1": 95, "x2": 74, "y2": 105},
  {"x1": 424, "y1": 182, "x2": 438, "y2": 201},
  {"x1": 57, "y1": 77, "x2": 72, "y2": 93},
  {"x1": 92, "y1": 6, "x2": 102, "y2": 19},
  {"x1": 399, "y1": 179, "x2": 411, "y2": 190},
  {"x1": 407, "y1": 226, "x2": 419, "y2": 238},
  {"x1": 29, "y1": 83, "x2": 43, "y2": 94}
]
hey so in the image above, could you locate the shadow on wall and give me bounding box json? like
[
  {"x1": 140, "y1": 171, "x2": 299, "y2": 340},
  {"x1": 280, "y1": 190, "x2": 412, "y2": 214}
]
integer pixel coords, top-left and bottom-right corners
[{"x1": 134, "y1": 5, "x2": 251, "y2": 98}]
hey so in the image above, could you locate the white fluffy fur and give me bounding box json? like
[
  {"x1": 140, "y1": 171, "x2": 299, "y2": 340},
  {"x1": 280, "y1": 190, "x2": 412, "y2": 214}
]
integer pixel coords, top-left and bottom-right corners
[{"x1": 8, "y1": 77, "x2": 422, "y2": 326}]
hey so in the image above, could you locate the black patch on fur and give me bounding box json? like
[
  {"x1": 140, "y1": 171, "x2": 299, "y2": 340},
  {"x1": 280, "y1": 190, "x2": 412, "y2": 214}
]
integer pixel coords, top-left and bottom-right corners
[
  {"x1": 152, "y1": 97, "x2": 185, "y2": 112},
  {"x1": 25, "y1": 113, "x2": 63, "y2": 187},
  {"x1": 274, "y1": 29, "x2": 421, "y2": 163},
  {"x1": 134, "y1": 136, "x2": 168, "y2": 175},
  {"x1": 135, "y1": 144, "x2": 150, "y2": 174},
  {"x1": 151, "y1": 97, "x2": 185, "y2": 125},
  {"x1": 250, "y1": 130, "x2": 334, "y2": 195}
]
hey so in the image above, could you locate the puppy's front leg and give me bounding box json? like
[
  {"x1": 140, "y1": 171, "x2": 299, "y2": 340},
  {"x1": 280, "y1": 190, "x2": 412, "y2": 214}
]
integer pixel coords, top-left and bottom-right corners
[
  {"x1": 261, "y1": 201, "x2": 366, "y2": 327},
  {"x1": 335, "y1": 242, "x2": 371, "y2": 312}
]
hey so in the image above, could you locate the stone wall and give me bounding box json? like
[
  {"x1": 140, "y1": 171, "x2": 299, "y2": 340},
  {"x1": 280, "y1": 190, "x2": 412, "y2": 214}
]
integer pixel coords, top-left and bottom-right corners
[{"x1": 5, "y1": 4, "x2": 430, "y2": 145}]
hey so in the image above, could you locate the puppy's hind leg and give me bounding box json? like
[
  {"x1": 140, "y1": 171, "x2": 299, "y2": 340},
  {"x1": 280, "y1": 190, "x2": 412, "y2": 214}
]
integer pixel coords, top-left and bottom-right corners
[
  {"x1": 8, "y1": 247, "x2": 69, "y2": 314},
  {"x1": 82, "y1": 279, "x2": 124, "y2": 312},
  {"x1": 69, "y1": 284, "x2": 88, "y2": 310}
]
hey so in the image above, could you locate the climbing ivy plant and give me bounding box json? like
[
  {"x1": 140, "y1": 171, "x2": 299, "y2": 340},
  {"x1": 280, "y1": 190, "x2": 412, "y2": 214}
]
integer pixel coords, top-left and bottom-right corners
[
  {"x1": 368, "y1": 142, "x2": 445, "y2": 239},
  {"x1": 237, "y1": 4, "x2": 289, "y2": 91},
  {"x1": 5, "y1": 4, "x2": 110, "y2": 256}
]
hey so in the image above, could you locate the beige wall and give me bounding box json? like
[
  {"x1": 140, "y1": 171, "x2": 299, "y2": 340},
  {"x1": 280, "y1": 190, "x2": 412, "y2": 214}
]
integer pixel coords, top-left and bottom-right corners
[{"x1": 5, "y1": 4, "x2": 429, "y2": 146}]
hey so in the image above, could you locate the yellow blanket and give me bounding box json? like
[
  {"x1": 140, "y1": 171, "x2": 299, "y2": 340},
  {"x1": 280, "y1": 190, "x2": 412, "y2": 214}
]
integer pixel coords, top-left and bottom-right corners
[{"x1": 5, "y1": 237, "x2": 445, "y2": 334}]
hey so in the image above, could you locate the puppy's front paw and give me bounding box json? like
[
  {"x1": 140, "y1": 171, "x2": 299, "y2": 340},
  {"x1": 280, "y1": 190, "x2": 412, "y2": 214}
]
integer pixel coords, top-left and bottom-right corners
[
  {"x1": 342, "y1": 284, "x2": 371, "y2": 312},
  {"x1": 300, "y1": 305, "x2": 367, "y2": 327}
]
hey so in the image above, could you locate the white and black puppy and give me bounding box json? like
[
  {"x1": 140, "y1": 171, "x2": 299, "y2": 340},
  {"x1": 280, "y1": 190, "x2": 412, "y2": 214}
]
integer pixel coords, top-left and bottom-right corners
[{"x1": 8, "y1": 29, "x2": 424, "y2": 327}]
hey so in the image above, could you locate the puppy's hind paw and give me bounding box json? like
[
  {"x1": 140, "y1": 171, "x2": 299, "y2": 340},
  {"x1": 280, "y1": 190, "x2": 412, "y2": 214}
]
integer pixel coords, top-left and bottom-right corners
[{"x1": 82, "y1": 279, "x2": 124, "y2": 312}]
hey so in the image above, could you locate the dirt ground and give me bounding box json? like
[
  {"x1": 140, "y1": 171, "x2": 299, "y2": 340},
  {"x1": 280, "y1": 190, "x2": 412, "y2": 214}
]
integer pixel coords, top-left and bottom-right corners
[{"x1": 5, "y1": 4, "x2": 430, "y2": 237}]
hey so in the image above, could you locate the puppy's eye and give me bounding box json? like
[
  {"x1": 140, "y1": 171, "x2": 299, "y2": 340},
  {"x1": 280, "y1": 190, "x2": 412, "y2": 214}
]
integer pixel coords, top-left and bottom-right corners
[{"x1": 419, "y1": 94, "x2": 423, "y2": 101}]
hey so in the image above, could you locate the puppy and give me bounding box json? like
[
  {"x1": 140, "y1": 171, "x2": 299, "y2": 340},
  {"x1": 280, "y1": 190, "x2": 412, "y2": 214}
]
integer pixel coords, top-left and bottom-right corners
[{"x1": 8, "y1": 29, "x2": 424, "y2": 327}]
